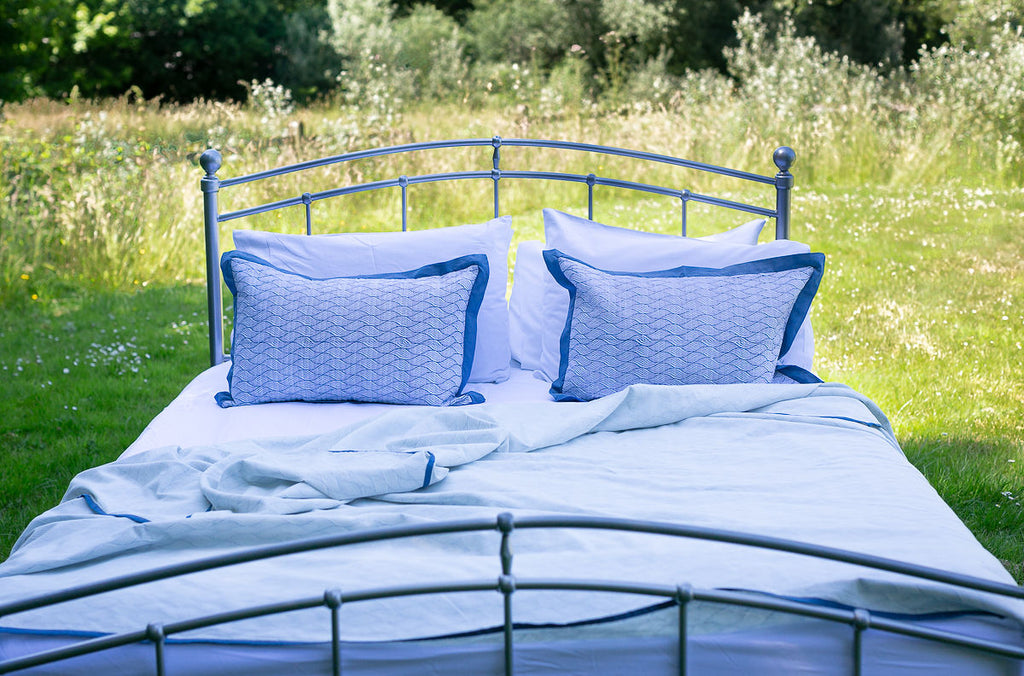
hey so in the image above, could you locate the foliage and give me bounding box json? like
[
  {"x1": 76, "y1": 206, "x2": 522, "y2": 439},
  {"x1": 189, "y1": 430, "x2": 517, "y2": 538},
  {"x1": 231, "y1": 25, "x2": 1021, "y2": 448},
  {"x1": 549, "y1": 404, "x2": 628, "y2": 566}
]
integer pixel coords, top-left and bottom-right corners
[
  {"x1": 942, "y1": 0, "x2": 1024, "y2": 47},
  {"x1": 465, "y1": 0, "x2": 577, "y2": 67},
  {"x1": 24, "y1": 0, "x2": 290, "y2": 101},
  {"x1": 393, "y1": 4, "x2": 471, "y2": 100},
  {"x1": 765, "y1": 0, "x2": 907, "y2": 67},
  {"x1": 909, "y1": 21, "x2": 1024, "y2": 177},
  {"x1": 273, "y1": 5, "x2": 344, "y2": 102},
  {"x1": 4, "y1": 0, "x2": 1021, "y2": 106}
]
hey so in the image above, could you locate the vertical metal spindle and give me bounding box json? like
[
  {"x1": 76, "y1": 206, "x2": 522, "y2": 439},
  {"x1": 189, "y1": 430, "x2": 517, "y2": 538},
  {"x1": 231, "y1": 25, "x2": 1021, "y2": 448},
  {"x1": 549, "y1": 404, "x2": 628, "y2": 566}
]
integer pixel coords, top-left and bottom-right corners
[
  {"x1": 497, "y1": 513, "x2": 515, "y2": 674},
  {"x1": 398, "y1": 176, "x2": 409, "y2": 231},
  {"x1": 680, "y1": 190, "x2": 691, "y2": 237},
  {"x1": 302, "y1": 192, "x2": 313, "y2": 235},
  {"x1": 146, "y1": 622, "x2": 166, "y2": 676},
  {"x1": 586, "y1": 174, "x2": 596, "y2": 220},
  {"x1": 852, "y1": 609, "x2": 870, "y2": 676},
  {"x1": 675, "y1": 584, "x2": 693, "y2": 676},
  {"x1": 491, "y1": 136, "x2": 502, "y2": 218},
  {"x1": 773, "y1": 146, "x2": 796, "y2": 240},
  {"x1": 325, "y1": 589, "x2": 344, "y2": 676},
  {"x1": 497, "y1": 512, "x2": 514, "y2": 575},
  {"x1": 499, "y1": 574, "x2": 516, "y2": 676},
  {"x1": 199, "y1": 149, "x2": 223, "y2": 367}
]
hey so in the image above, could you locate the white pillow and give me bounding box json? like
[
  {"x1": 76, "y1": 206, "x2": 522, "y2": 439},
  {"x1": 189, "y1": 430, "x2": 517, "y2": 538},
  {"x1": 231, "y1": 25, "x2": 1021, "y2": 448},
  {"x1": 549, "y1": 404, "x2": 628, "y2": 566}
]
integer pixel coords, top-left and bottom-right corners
[
  {"x1": 508, "y1": 240, "x2": 548, "y2": 369},
  {"x1": 233, "y1": 217, "x2": 513, "y2": 383},
  {"x1": 510, "y1": 209, "x2": 813, "y2": 379}
]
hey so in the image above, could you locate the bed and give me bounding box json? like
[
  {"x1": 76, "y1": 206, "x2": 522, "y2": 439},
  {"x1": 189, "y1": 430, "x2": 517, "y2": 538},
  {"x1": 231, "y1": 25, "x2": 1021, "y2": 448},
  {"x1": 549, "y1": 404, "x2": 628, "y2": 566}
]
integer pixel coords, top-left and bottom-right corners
[{"x1": 0, "y1": 137, "x2": 1021, "y2": 675}]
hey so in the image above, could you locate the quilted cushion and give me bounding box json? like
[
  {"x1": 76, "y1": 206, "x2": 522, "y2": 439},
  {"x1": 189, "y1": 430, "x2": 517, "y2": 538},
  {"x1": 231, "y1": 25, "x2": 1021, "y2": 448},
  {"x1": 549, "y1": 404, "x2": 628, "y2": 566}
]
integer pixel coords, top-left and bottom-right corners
[
  {"x1": 232, "y1": 217, "x2": 513, "y2": 383},
  {"x1": 543, "y1": 250, "x2": 825, "y2": 401},
  {"x1": 216, "y1": 252, "x2": 488, "y2": 407}
]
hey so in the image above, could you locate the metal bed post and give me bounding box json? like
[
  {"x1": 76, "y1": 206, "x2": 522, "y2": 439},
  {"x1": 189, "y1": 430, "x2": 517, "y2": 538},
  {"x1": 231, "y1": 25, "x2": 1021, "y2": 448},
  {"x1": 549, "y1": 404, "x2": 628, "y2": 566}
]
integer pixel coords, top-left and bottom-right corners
[
  {"x1": 773, "y1": 146, "x2": 796, "y2": 240},
  {"x1": 302, "y1": 192, "x2": 313, "y2": 235},
  {"x1": 675, "y1": 584, "x2": 693, "y2": 676},
  {"x1": 199, "y1": 149, "x2": 224, "y2": 367},
  {"x1": 586, "y1": 173, "x2": 596, "y2": 220},
  {"x1": 679, "y1": 191, "x2": 691, "y2": 237},
  {"x1": 399, "y1": 176, "x2": 409, "y2": 231},
  {"x1": 852, "y1": 608, "x2": 871, "y2": 676},
  {"x1": 325, "y1": 589, "x2": 344, "y2": 676},
  {"x1": 146, "y1": 623, "x2": 166, "y2": 676}
]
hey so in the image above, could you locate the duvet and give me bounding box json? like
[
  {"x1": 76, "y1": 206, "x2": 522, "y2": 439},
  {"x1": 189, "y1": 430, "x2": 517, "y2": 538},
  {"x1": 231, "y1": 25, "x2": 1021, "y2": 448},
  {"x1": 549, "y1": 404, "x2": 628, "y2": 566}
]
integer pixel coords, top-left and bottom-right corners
[{"x1": 1, "y1": 382, "x2": 1020, "y2": 647}]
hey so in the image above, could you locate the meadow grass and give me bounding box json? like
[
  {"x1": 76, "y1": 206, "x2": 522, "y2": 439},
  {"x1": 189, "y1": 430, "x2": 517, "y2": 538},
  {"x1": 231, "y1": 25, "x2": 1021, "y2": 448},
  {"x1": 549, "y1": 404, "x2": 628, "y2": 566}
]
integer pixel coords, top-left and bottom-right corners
[{"x1": 0, "y1": 96, "x2": 1022, "y2": 582}]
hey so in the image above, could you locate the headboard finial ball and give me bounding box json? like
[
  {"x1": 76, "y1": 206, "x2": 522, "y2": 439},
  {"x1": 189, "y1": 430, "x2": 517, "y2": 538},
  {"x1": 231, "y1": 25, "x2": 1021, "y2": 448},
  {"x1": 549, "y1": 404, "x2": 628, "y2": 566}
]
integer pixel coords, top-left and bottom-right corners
[
  {"x1": 200, "y1": 148, "x2": 222, "y2": 176},
  {"x1": 773, "y1": 146, "x2": 796, "y2": 173}
]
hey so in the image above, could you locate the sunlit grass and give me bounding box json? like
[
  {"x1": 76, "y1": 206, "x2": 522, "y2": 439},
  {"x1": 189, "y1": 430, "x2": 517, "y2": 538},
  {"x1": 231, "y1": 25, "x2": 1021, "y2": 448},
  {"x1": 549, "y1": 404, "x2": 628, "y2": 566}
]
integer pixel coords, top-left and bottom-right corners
[{"x1": 0, "y1": 287, "x2": 207, "y2": 553}]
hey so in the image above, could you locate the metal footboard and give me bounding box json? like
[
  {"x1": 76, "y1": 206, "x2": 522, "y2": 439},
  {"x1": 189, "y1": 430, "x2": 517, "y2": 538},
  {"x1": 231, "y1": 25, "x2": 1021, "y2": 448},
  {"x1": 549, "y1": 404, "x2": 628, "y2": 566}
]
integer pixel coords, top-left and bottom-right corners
[
  {"x1": 1, "y1": 513, "x2": 1022, "y2": 675},
  {"x1": 199, "y1": 139, "x2": 796, "y2": 367}
]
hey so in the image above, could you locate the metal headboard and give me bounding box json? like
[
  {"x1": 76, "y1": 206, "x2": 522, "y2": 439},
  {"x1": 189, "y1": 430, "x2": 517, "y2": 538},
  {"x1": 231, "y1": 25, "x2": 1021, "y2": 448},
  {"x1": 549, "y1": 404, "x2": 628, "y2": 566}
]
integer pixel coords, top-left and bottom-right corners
[{"x1": 198, "y1": 138, "x2": 797, "y2": 368}]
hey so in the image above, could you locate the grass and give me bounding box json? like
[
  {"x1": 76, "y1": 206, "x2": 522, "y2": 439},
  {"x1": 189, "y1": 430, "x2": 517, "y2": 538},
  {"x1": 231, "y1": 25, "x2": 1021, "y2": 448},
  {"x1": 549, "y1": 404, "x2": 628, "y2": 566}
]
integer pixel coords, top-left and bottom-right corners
[
  {"x1": 0, "y1": 287, "x2": 207, "y2": 551},
  {"x1": 0, "y1": 93, "x2": 1021, "y2": 582}
]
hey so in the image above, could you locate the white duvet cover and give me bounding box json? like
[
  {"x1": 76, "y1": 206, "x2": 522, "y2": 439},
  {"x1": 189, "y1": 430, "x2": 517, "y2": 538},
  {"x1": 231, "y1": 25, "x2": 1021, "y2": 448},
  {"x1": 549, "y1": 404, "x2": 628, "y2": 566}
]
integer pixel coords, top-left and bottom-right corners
[{"x1": 0, "y1": 367, "x2": 1021, "y2": 673}]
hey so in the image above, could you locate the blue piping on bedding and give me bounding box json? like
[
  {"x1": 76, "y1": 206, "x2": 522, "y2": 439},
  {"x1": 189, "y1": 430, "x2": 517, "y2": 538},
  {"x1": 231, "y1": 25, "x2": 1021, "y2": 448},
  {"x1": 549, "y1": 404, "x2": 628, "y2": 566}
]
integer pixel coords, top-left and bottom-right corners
[
  {"x1": 79, "y1": 495, "x2": 150, "y2": 524},
  {"x1": 422, "y1": 452, "x2": 436, "y2": 489},
  {"x1": 761, "y1": 412, "x2": 886, "y2": 431}
]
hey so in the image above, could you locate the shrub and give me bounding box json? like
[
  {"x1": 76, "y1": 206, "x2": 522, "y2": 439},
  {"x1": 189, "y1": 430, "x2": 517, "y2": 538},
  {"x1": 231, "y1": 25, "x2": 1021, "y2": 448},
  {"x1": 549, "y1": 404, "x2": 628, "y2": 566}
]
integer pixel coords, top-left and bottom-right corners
[
  {"x1": 909, "y1": 22, "x2": 1024, "y2": 179},
  {"x1": 393, "y1": 4, "x2": 470, "y2": 100},
  {"x1": 273, "y1": 6, "x2": 342, "y2": 103},
  {"x1": 465, "y1": 0, "x2": 576, "y2": 68}
]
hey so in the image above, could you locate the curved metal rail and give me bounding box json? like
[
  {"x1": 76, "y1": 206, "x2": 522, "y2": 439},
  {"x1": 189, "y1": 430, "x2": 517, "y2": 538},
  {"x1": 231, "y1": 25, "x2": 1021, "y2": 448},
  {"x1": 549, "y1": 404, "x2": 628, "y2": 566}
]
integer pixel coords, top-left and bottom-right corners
[{"x1": 1, "y1": 513, "x2": 1022, "y2": 675}]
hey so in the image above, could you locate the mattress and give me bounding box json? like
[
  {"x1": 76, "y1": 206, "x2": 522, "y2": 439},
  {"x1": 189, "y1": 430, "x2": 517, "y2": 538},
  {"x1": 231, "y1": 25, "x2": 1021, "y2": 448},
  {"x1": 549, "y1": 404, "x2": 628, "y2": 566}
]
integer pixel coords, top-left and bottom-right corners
[{"x1": 1, "y1": 364, "x2": 1022, "y2": 674}]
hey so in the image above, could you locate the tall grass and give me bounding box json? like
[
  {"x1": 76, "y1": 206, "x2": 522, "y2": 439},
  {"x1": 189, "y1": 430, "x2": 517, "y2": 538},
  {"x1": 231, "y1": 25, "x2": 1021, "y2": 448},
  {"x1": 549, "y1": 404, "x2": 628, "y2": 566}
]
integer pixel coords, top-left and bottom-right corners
[
  {"x1": 3, "y1": 16, "x2": 1022, "y2": 305},
  {"x1": 0, "y1": 15, "x2": 1022, "y2": 575}
]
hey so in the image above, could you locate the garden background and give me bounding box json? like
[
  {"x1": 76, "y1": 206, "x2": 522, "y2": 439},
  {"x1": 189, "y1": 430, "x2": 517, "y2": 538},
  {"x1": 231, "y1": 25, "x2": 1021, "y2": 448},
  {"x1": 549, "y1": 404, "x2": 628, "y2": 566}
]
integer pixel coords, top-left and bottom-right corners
[{"x1": 1, "y1": 0, "x2": 1022, "y2": 578}]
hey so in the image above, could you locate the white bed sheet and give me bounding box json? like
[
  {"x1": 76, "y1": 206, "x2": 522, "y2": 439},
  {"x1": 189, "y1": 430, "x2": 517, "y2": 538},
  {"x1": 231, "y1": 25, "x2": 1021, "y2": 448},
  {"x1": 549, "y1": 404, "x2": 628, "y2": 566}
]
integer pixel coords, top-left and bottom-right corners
[
  {"x1": 123, "y1": 361, "x2": 555, "y2": 457},
  {"x1": 2, "y1": 365, "x2": 1022, "y2": 675}
]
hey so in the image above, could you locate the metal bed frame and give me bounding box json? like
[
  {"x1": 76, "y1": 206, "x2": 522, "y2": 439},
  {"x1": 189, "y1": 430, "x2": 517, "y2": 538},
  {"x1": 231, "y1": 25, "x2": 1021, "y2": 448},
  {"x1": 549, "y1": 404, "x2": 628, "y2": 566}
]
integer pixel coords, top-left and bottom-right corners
[
  {"x1": 1, "y1": 513, "x2": 1023, "y2": 674},
  {"x1": 199, "y1": 137, "x2": 795, "y2": 368},
  {"x1": 1, "y1": 139, "x2": 1021, "y2": 674}
]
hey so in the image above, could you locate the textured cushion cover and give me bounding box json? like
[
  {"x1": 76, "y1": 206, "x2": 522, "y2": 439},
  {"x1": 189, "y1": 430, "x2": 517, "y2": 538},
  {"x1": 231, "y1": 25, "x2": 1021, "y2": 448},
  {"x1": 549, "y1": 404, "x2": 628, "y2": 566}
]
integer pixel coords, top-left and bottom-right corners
[
  {"x1": 519, "y1": 208, "x2": 815, "y2": 379},
  {"x1": 543, "y1": 250, "x2": 825, "y2": 402},
  {"x1": 508, "y1": 211, "x2": 769, "y2": 372},
  {"x1": 216, "y1": 251, "x2": 488, "y2": 407},
  {"x1": 233, "y1": 217, "x2": 513, "y2": 383}
]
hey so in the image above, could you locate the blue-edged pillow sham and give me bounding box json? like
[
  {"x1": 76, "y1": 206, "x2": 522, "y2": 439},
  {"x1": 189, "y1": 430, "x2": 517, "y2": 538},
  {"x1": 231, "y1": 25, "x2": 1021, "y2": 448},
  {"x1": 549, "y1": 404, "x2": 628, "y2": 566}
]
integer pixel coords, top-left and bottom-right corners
[
  {"x1": 543, "y1": 250, "x2": 826, "y2": 402},
  {"x1": 216, "y1": 251, "x2": 488, "y2": 407}
]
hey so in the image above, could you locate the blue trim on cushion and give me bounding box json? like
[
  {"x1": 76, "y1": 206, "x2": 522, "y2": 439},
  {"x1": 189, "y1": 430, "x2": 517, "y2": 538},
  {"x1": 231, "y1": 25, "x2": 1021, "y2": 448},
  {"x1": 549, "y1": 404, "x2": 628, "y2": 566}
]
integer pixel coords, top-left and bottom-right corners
[
  {"x1": 216, "y1": 251, "x2": 489, "y2": 407},
  {"x1": 543, "y1": 252, "x2": 578, "y2": 398},
  {"x1": 448, "y1": 390, "x2": 486, "y2": 406},
  {"x1": 774, "y1": 364, "x2": 823, "y2": 384},
  {"x1": 543, "y1": 249, "x2": 826, "y2": 400},
  {"x1": 80, "y1": 494, "x2": 150, "y2": 524}
]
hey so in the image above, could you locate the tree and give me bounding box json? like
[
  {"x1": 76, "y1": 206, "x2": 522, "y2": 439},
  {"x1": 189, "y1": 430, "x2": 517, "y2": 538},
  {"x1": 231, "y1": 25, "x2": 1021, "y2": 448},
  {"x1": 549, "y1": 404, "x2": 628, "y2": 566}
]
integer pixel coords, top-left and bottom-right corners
[{"x1": 0, "y1": 0, "x2": 75, "y2": 101}]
